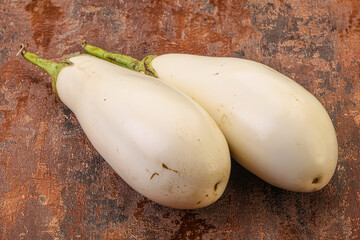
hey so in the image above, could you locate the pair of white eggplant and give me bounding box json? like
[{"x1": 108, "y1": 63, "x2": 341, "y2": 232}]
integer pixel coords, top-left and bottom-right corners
[{"x1": 21, "y1": 43, "x2": 338, "y2": 209}]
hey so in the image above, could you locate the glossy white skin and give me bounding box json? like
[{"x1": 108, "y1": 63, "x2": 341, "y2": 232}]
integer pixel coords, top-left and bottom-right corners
[
  {"x1": 152, "y1": 54, "x2": 338, "y2": 192},
  {"x1": 56, "y1": 55, "x2": 231, "y2": 209}
]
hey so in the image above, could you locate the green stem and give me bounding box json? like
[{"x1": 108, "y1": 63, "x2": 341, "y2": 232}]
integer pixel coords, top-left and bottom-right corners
[
  {"x1": 82, "y1": 42, "x2": 158, "y2": 78},
  {"x1": 19, "y1": 45, "x2": 70, "y2": 98}
]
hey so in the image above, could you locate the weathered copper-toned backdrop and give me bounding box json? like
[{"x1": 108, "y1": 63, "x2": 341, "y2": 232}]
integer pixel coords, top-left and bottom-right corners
[{"x1": 0, "y1": 0, "x2": 359, "y2": 239}]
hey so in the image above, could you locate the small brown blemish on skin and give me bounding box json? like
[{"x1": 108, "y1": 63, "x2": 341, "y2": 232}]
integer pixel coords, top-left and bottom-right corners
[
  {"x1": 312, "y1": 177, "x2": 320, "y2": 184},
  {"x1": 206, "y1": 194, "x2": 209, "y2": 197},
  {"x1": 104, "y1": 98, "x2": 107, "y2": 101},
  {"x1": 162, "y1": 163, "x2": 178, "y2": 173},
  {"x1": 213, "y1": 72, "x2": 219, "y2": 75},
  {"x1": 150, "y1": 173, "x2": 159, "y2": 180},
  {"x1": 214, "y1": 181, "x2": 221, "y2": 191},
  {"x1": 197, "y1": 201, "x2": 201, "y2": 205}
]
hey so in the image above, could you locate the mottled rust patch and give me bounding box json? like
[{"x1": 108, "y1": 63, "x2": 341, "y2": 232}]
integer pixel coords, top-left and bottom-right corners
[
  {"x1": 133, "y1": 197, "x2": 150, "y2": 222},
  {"x1": 25, "y1": 0, "x2": 64, "y2": 50},
  {"x1": 171, "y1": 212, "x2": 216, "y2": 240}
]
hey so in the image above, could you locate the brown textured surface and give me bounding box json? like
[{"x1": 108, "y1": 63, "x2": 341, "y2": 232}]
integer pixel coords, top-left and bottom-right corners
[{"x1": 0, "y1": 0, "x2": 359, "y2": 239}]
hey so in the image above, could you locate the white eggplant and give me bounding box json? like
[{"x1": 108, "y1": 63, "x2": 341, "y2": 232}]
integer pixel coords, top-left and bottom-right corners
[
  {"x1": 84, "y1": 44, "x2": 338, "y2": 192},
  {"x1": 21, "y1": 47, "x2": 231, "y2": 209}
]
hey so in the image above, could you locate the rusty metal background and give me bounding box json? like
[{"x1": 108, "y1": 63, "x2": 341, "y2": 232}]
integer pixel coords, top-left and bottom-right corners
[{"x1": 0, "y1": 0, "x2": 359, "y2": 239}]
